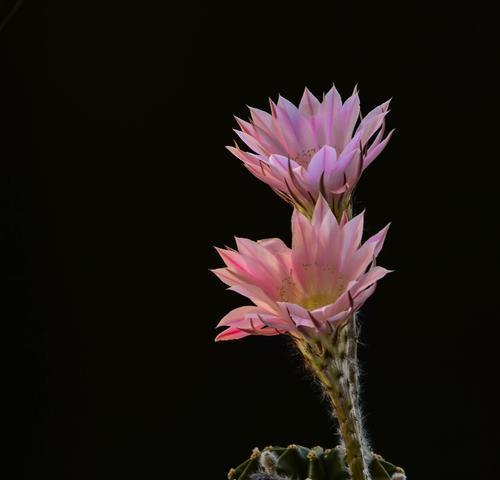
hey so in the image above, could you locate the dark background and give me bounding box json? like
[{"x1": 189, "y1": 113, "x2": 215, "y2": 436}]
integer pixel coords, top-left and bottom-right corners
[{"x1": 3, "y1": 1, "x2": 499, "y2": 479}]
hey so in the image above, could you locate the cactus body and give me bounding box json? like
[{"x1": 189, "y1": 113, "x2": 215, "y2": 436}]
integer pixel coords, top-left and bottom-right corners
[{"x1": 227, "y1": 445, "x2": 405, "y2": 480}]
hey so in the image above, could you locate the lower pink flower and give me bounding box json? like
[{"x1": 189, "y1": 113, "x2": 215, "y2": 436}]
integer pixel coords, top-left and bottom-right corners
[{"x1": 213, "y1": 197, "x2": 391, "y2": 341}]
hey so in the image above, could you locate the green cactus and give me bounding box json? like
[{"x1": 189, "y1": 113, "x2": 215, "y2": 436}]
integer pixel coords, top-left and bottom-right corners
[{"x1": 227, "y1": 445, "x2": 405, "y2": 480}]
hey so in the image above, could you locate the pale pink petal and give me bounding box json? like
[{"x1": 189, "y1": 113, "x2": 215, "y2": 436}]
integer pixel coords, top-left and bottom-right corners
[
  {"x1": 340, "y1": 210, "x2": 365, "y2": 264},
  {"x1": 217, "y1": 306, "x2": 269, "y2": 328},
  {"x1": 354, "y1": 266, "x2": 392, "y2": 293},
  {"x1": 226, "y1": 145, "x2": 267, "y2": 169},
  {"x1": 358, "y1": 111, "x2": 389, "y2": 147},
  {"x1": 249, "y1": 106, "x2": 275, "y2": 133},
  {"x1": 350, "y1": 284, "x2": 377, "y2": 310},
  {"x1": 273, "y1": 97, "x2": 303, "y2": 154},
  {"x1": 257, "y1": 238, "x2": 290, "y2": 255},
  {"x1": 228, "y1": 283, "x2": 279, "y2": 312},
  {"x1": 211, "y1": 267, "x2": 243, "y2": 287},
  {"x1": 336, "y1": 92, "x2": 360, "y2": 149},
  {"x1": 234, "y1": 237, "x2": 289, "y2": 281},
  {"x1": 277, "y1": 302, "x2": 316, "y2": 329},
  {"x1": 363, "y1": 129, "x2": 395, "y2": 168},
  {"x1": 234, "y1": 129, "x2": 268, "y2": 156},
  {"x1": 216, "y1": 324, "x2": 279, "y2": 341},
  {"x1": 319, "y1": 86, "x2": 342, "y2": 145},
  {"x1": 365, "y1": 223, "x2": 391, "y2": 257},
  {"x1": 299, "y1": 87, "x2": 321, "y2": 115},
  {"x1": 306, "y1": 145, "x2": 338, "y2": 185},
  {"x1": 215, "y1": 327, "x2": 253, "y2": 341}
]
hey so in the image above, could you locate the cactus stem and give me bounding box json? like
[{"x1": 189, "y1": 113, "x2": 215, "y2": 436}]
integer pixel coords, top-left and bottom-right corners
[{"x1": 294, "y1": 317, "x2": 372, "y2": 480}]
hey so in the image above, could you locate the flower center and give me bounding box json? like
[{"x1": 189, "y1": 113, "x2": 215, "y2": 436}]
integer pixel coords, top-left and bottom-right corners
[
  {"x1": 279, "y1": 273, "x2": 348, "y2": 310},
  {"x1": 300, "y1": 292, "x2": 336, "y2": 310},
  {"x1": 299, "y1": 277, "x2": 348, "y2": 310},
  {"x1": 291, "y1": 147, "x2": 319, "y2": 168}
]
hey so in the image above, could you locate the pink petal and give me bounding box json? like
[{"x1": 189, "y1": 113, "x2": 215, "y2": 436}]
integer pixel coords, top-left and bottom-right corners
[
  {"x1": 366, "y1": 223, "x2": 391, "y2": 257},
  {"x1": 217, "y1": 306, "x2": 269, "y2": 328},
  {"x1": 353, "y1": 266, "x2": 392, "y2": 296},
  {"x1": 299, "y1": 87, "x2": 321, "y2": 115},
  {"x1": 319, "y1": 85, "x2": 342, "y2": 145},
  {"x1": 234, "y1": 129, "x2": 268, "y2": 156},
  {"x1": 257, "y1": 238, "x2": 290, "y2": 255},
  {"x1": 337, "y1": 92, "x2": 360, "y2": 149},
  {"x1": 215, "y1": 327, "x2": 253, "y2": 341},
  {"x1": 306, "y1": 145, "x2": 338, "y2": 185},
  {"x1": 277, "y1": 302, "x2": 316, "y2": 329},
  {"x1": 340, "y1": 210, "x2": 365, "y2": 263},
  {"x1": 249, "y1": 106, "x2": 275, "y2": 133},
  {"x1": 228, "y1": 283, "x2": 279, "y2": 312},
  {"x1": 363, "y1": 129, "x2": 395, "y2": 168}
]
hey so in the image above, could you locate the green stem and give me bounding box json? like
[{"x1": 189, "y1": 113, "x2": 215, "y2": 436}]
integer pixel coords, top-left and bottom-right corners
[{"x1": 294, "y1": 324, "x2": 371, "y2": 480}]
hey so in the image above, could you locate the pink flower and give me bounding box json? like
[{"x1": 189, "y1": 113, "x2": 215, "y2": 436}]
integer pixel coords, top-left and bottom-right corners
[
  {"x1": 213, "y1": 197, "x2": 391, "y2": 341},
  {"x1": 229, "y1": 86, "x2": 393, "y2": 215}
]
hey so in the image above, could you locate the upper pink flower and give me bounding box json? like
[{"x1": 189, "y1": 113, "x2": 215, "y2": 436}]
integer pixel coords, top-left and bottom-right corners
[
  {"x1": 213, "y1": 197, "x2": 391, "y2": 341},
  {"x1": 229, "y1": 86, "x2": 393, "y2": 215}
]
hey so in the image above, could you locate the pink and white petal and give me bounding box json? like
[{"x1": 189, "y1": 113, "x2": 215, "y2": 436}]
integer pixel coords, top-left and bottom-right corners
[
  {"x1": 326, "y1": 157, "x2": 352, "y2": 193},
  {"x1": 337, "y1": 93, "x2": 360, "y2": 149},
  {"x1": 277, "y1": 302, "x2": 316, "y2": 329},
  {"x1": 234, "y1": 129, "x2": 268, "y2": 156},
  {"x1": 217, "y1": 305, "x2": 270, "y2": 328},
  {"x1": 254, "y1": 311, "x2": 297, "y2": 331},
  {"x1": 314, "y1": 197, "x2": 342, "y2": 259},
  {"x1": 341, "y1": 130, "x2": 363, "y2": 156},
  {"x1": 291, "y1": 209, "x2": 315, "y2": 268},
  {"x1": 311, "y1": 195, "x2": 335, "y2": 228},
  {"x1": 299, "y1": 87, "x2": 321, "y2": 115},
  {"x1": 228, "y1": 283, "x2": 280, "y2": 312},
  {"x1": 268, "y1": 154, "x2": 301, "y2": 173},
  {"x1": 277, "y1": 94, "x2": 300, "y2": 116},
  {"x1": 268, "y1": 100, "x2": 296, "y2": 157},
  {"x1": 359, "y1": 99, "x2": 391, "y2": 124},
  {"x1": 250, "y1": 122, "x2": 291, "y2": 155},
  {"x1": 340, "y1": 210, "x2": 365, "y2": 263},
  {"x1": 363, "y1": 129, "x2": 395, "y2": 168},
  {"x1": 253, "y1": 328, "x2": 281, "y2": 336},
  {"x1": 358, "y1": 112, "x2": 389, "y2": 146},
  {"x1": 343, "y1": 241, "x2": 378, "y2": 281},
  {"x1": 227, "y1": 145, "x2": 268, "y2": 169},
  {"x1": 352, "y1": 266, "x2": 392, "y2": 297},
  {"x1": 211, "y1": 267, "x2": 245, "y2": 288},
  {"x1": 306, "y1": 145, "x2": 338, "y2": 185},
  {"x1": 234, "y1": 237, "x2": 289, "y2": 281},
  {"x1": 257, "y1": 238, "x2": 290, "y2": 255},
  {"x1": 324, "y1": 308, "x2": 352, "y2": 327},
  {"x1": 319, "y1": 86, "x2": 343, "y2": 145},
  {"x1": 351, "y1": 284, "x2": 377, "y2": 310},
  {"x1": 365, "y1": 223, "x2": 391, "y2": 257},
  {"x1": 215, "y1": 247, "x2": 254, "y2": 273},
  {"x1": 216, "y1": 246, "x2": 279, "y2": 289},
  {"x1": 234, "y1": 116, "x2": 258, "y2": 136},
  {"x1": 274, "y1": 98, "x2": 303, "y2": 153},
  {"x1": 267, "y1": 155, "x2": 311, "y2": 205},
  {"x1": 243, "y1": 163, "x2": 289, "y2": 191},
  {"x1": 249, "y1": 106, "x2": 275, "y2": 133},
  {"x1": 215, "y1": 327, "x2": 253, "y2": 341}
]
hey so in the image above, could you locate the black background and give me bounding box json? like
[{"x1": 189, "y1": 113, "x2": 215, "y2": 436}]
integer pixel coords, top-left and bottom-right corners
[{"x1": 3, "y1": 1, "x2": 499, "y2": 479}]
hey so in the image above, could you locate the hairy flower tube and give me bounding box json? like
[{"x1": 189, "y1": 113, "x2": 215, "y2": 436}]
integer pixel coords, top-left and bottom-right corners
[
  {"x1": 228, "y1": 86, "x2": 393, "y2": 216},
  {"x1": 213, "y1": 196, "x2": 391, "y2": 342}
]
